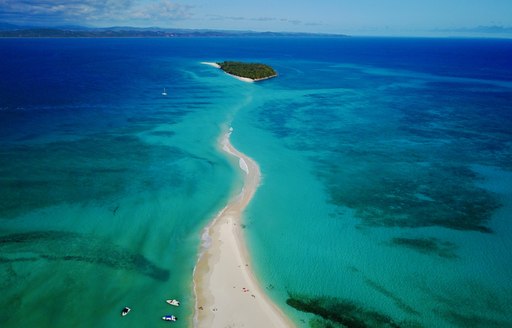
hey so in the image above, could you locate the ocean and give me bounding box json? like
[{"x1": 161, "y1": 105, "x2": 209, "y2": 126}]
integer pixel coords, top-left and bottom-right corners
[{"x1": 1, "y1": 37, "x2": 511, "y2": 327}]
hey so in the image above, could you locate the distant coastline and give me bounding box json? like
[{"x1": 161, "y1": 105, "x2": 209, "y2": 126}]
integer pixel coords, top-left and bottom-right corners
[{"x1": 0, "y1": 25, "x2": 348, "y2": 38}]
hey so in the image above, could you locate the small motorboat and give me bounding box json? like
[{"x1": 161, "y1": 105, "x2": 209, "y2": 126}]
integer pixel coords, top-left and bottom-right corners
[
  {"x1": 162, "y1": 315, "x2": 178, "y2": 321},
  {"x1": 121, "y1": 307, "x2": 131, "y2": 316},
  {"x1": 166, "y1": 299, "x2": 180, "y2": 306},
  {"x1": 162, "y1": 88, "x2": 168, "y2": 96}
]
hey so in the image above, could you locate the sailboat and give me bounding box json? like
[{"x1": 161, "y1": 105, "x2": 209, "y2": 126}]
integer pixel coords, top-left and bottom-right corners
[{"x1": 162, "y1": 88, "x2": 167, "y2": 96}]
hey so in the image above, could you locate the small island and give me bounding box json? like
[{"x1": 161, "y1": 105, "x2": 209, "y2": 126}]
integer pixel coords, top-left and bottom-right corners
[{"x1": 217, "y1": 61, "x2": 277, "y2": 82}]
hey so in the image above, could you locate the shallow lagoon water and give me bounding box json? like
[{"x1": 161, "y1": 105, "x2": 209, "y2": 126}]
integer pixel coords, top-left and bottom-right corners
[
  {"x1": 231, "y1": 40, "x2": 512, "y2": 327},
  {"x1": 1, "y1": 37, "x2": 512, "y2": 327}
]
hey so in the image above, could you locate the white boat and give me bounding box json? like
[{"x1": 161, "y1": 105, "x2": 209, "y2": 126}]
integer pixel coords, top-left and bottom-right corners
[
  {"x1": 166, "y1": 299, "x2": 180, "y2": 306},
  {"x1": 162, "y1": 315, "x2": 178, "y2": 321},
  {"x1": 162, "y1": 88, "x2": 167, "y2": 96},
  {"x1": 121, "y1": 307, "x2": 131, "y2": 316}
]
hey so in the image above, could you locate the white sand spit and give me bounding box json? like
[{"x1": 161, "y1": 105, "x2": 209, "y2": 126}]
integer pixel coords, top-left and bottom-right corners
[
  {"x1": 201, "y1": 61, "x2": 221, "y2": 68},
  {"x1": 193, "y1": 129, "x2": 294, "y2": 328},
  {"x1": 239, "y1": 158, "x2": 249, "y2": 174}
]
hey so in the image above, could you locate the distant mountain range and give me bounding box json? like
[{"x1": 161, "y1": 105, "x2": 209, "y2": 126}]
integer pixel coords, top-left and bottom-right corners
[{"x1": 0, "y1": 23, "x2": 347, "y2": 38}]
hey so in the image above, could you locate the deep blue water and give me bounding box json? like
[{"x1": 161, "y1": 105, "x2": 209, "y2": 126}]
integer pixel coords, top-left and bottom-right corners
[{"x1": 1, "y1": 37, "x2": 512, "y2": 327}]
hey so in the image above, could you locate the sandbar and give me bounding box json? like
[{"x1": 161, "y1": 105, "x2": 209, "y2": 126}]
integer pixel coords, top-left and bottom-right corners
[
  {"x1": 193, "y1": 128, "x2": 294, "y2": 327},
  {"x1": 200, "y1": 61, "x2": 221, "y2": 68}
]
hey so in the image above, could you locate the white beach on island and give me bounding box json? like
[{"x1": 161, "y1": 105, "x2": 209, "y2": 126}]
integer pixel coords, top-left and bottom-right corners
[
  {"x1": 200, "y1": 61, "x2": 221, "y2": 69},
  {"x1": 192, "y1": 128, "x2": 294, "y2": 328}
]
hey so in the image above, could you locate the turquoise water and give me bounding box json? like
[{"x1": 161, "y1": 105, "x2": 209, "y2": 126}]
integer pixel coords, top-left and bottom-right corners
[
  {"x1": 0, "y1": 39, "x2": 251, "y2": 327},
  {"x1": 1, "y1": 38, "x2": 512, "y2": 327},
  {"x1": 231, "y1": 52, "x2": 512, "y2": 327}
]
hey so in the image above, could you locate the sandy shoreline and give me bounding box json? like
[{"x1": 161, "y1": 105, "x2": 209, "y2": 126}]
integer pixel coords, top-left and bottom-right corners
[
  {"x1": 193, "y1": 128, "x2": 294, "y2": 328},
  {"x1": 200, "y1": 61, "x2": 221, "y2": 69}
]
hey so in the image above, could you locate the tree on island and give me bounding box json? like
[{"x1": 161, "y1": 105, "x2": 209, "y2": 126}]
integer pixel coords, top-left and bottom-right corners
[{"x1": 217, "y1": 61, "x2": 277, "y2": 80}]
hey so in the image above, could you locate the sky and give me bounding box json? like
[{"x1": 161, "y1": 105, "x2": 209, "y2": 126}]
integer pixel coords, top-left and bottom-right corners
[{"x1": 1, "y1": 0, "x2": 511, "y2": 36}]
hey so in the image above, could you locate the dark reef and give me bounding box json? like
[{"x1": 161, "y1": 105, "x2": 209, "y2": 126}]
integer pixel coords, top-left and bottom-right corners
[
  {"x1": 326, "y1": 163, "x2": 500, "y2": 233},
  {"x1": 388, "y1": 237, "x2": 459, "y2": 259},
  {"x1": 256, "y1": 76, "x2": 508, "y2": 233},
  {"x1": 0, "y1": 230, "x2": 169, "y2": 281},
  {"x1": 286, "y1": 295, "x2": 422, "y2": 328},
  {"x1": 0, "y1": 134, "x2": 187, "y2": 219}
]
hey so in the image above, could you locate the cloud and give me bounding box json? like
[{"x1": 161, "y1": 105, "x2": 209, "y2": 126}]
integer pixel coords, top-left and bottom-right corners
[
  {"x1": 207, "y1": 15, "x2": 245, "y2": 21},
  {"x1": 207, "y1": 14, "x2": 320, "y2": 27},
  {"x1": 128, "y1": 1, "x2": 194, "y2": 21},
  {"x1": 0, "y1": 0, "x2": 194, "y2": 25},
  {"x1": 434, "y1": 25, "x2": 512, "y2": 34}
]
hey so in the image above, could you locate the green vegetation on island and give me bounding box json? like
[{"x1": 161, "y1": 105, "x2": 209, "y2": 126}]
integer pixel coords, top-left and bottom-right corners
[{"x1": 217, "y1": 61, "x2": 277, "y2": 81}]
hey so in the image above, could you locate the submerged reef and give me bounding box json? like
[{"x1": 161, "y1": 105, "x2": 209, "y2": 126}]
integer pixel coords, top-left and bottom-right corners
[
  {"x1": 326, "y1": 163, "x2": 500, "y2": 233},
  {"x1": 437, "y1": 309, "x2": 512, "y2": 328},
  {"x1": 0, "y1": 230, "x2": 169, "y2": 281},
  {"x1": 286, "y1": 295, "x2": 422, "y2": 328},
  {"x1": 388, "y1": 237, "x2": 459, "y2": 259},
  {"x1": 255, "y1": 68, "x2": 510, "y2": 233},
  {"x1": 415, "y1": 275, "x2": 512, "y2": 328},
  {"x1": 310, "y1": 318, "x2": 347, "y2": 328},
  {"x1": 0, "y1": 134, "x2": 188, "y2": 219}
]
